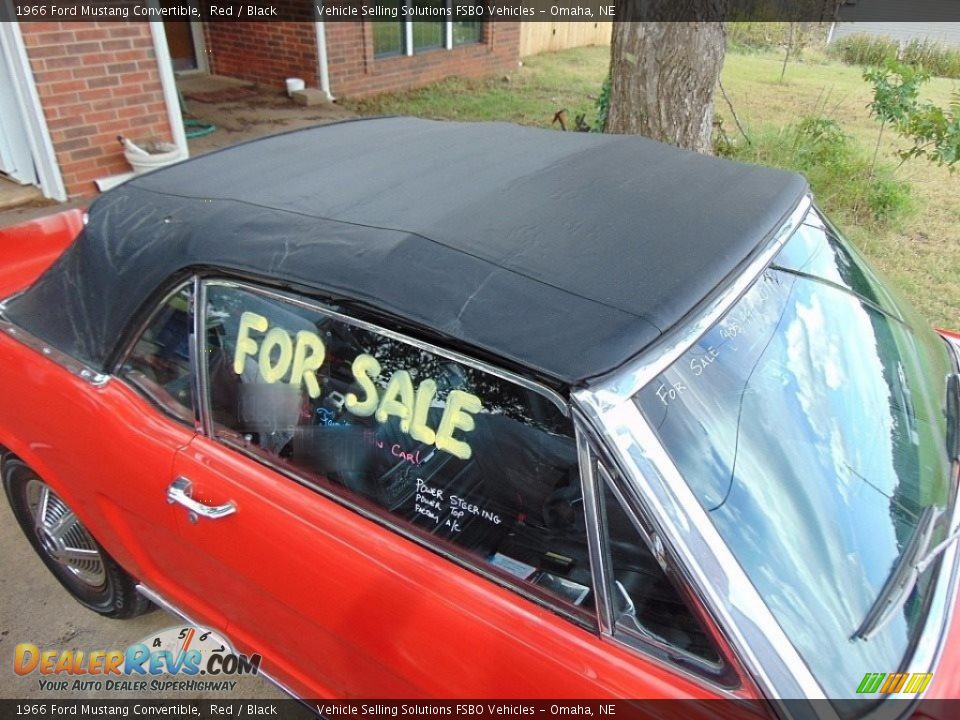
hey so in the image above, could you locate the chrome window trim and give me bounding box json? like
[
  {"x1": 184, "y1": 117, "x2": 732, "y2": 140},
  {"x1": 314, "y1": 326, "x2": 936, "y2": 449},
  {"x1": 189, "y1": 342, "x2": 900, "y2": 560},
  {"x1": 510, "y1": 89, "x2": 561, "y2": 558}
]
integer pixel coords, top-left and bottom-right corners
[
  {"x1": 0, "y1": 311, "x2": 110, "y2": 388},
  {"x1": 580, "y1": 424, "x2": 744, "y2": 695},
  {"x1": 196, "y1": 278, "x2": 601, "y2": 631},
  {"x1": 111, "y1": 278, "x2": 197, "y2": 378},
  {"x1": 595, "y1": 463, "x2": 738, "y2": 690},
  {"x1": 202, "y1": 279, "x2": 569, "y2": 417},
  {"x1": 573, "y1": 396, "x2": 829, "y2": 711},
  {"x1": 111, "y1": 279, "x2": 198, "y2": 428},
  {"x1": 588, "y1": 194, "x2": 812, "y2": 410},
  {"x1": 194, "y1": 277, "x2": 213, "y2": 437},
  {"x1": 573, "y1": 414, "x2": 743, "y2": 699},
  {"x1": 573, "y1": 194, "x2": 835, "y2": 712},
  {"x1": 575, "y1": 421, "x2": 614, "y2": 636}
]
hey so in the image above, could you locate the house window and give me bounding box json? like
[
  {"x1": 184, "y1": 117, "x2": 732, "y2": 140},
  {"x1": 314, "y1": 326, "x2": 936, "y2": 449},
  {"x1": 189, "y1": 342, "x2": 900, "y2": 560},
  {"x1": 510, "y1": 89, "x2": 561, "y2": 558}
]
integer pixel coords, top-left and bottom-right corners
[
  {"x1": 374, "y1": 1, "x2": 484, "y2": 58},
  {"x1": 453, "y1": 20, "x2": 482, "y2": 46},
  {"x1": 411, "y1": 0, "x2": 445, "y2": 52},
  {"x1": 373, "y1": 0, "x2": 405, "y2": 58}
]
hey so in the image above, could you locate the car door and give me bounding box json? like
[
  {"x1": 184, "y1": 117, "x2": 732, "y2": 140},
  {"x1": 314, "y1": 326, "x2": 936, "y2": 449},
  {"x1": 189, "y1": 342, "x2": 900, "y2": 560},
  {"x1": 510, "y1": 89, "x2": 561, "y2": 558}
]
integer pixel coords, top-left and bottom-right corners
[
  {"x1": 163, "y1": 278, "x2": 736, "y2": 700},
  {"x1": 97, "y1": 281, "x2": 233, "y2": 630}
]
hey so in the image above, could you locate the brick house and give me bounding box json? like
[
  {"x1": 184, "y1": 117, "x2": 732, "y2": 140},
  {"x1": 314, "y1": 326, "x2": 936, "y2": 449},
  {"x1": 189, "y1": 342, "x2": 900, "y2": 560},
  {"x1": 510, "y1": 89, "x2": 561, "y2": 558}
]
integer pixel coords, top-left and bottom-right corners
[
  {"x1": 199, "y1": 18, "x2": 519, "y2": 99},
  {"x1": 1, "y1": 14, "x2": 519, "y2": 201},
  {"x1": 1, "y1": 22, "x2": 183, "y2": 201}
]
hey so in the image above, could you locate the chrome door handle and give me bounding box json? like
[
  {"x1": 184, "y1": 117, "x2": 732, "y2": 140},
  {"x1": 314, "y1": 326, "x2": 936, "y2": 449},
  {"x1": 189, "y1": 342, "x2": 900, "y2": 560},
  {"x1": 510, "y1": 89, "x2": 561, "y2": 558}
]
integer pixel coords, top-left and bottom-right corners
[{"x1": 166, "y1": 477, "x2": 236, "y2": 520}]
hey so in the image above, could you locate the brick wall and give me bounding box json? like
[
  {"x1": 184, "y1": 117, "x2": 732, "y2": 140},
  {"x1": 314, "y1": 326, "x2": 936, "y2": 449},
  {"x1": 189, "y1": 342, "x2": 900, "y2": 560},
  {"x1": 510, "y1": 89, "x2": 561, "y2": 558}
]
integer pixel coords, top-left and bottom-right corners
[
  {"x1": 325, "y1": 22, "x2": 520, "y2": 98},
  {"x1": 206, "y1": 21, "x2": 319, "y2": 89},
  {"x1": 20, "y1": 22, "x2": 173, "y2": 198}
]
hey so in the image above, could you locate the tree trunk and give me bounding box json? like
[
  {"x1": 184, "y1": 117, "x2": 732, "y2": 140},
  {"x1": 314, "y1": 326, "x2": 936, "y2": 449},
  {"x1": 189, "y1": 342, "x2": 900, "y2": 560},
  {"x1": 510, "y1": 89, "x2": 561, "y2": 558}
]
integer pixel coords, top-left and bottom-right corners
[{"x1": 605, "y1": 20, "x2": 726, "y2": 155}]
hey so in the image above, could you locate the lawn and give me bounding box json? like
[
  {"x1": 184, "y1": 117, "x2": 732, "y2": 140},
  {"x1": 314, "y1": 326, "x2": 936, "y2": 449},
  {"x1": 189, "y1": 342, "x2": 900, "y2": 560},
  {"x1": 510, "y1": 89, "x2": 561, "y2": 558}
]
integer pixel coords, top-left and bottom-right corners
[{"x1": 343, "y1": 46, "x2": 960, "y2": 331}]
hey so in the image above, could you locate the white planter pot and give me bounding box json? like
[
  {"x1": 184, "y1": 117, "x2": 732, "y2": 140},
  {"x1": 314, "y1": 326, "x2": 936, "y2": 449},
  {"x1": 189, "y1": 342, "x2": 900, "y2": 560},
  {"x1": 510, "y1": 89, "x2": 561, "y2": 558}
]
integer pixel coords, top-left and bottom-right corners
[
  {"x1": 285, "y1": 78, "x2": 305, "y2": 96},
  {"x1": 124, "y1": 147, "x2": 182, "y2": 175}
]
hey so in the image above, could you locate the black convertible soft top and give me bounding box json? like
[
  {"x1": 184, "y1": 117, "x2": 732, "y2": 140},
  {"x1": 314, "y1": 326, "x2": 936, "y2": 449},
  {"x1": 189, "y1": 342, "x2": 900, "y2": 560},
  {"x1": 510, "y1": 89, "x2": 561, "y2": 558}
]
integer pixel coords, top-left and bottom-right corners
[{"x1": 5, "y1": 117, "x2": 808, "y2": 386}]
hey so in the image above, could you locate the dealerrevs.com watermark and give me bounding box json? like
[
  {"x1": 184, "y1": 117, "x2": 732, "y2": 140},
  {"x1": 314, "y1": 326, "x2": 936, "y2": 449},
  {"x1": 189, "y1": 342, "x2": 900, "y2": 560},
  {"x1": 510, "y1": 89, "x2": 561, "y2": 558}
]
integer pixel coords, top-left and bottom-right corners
[{"x1": 12, "y1": 626, "x2": 261, "y2": 694}]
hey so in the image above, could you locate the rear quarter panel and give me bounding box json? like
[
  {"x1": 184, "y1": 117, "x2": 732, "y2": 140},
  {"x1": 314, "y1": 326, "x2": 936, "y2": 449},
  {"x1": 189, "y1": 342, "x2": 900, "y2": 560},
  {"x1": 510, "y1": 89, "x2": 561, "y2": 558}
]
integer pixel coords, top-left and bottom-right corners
[{"x1": 0, "y1": 209, "x2": 84, "y2": 298}]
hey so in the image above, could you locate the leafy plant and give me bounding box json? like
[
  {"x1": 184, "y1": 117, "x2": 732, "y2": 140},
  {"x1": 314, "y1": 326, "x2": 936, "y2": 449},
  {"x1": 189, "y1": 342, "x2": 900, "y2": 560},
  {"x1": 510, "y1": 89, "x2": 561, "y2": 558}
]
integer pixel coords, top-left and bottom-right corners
[
  {"x1": 863, "y1": 61, "x2": 960, "y2": 172},
  {"x1": 896, "y1": 93, "x2": 960, "y2": 168},
  {"x1": 717, "y1": 115, "x2": 914, "y2": 227}
]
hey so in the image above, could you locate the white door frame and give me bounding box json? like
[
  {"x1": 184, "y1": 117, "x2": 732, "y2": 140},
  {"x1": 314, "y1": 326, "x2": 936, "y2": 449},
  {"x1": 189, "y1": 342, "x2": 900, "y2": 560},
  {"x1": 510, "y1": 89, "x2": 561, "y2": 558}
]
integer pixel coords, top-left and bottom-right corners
[
  {"x1": 188, "y1": 19, "x2": 209, "y2": 74},
  {"x1": 0, "y1": 20, "x2": 66, "y2": 201}
]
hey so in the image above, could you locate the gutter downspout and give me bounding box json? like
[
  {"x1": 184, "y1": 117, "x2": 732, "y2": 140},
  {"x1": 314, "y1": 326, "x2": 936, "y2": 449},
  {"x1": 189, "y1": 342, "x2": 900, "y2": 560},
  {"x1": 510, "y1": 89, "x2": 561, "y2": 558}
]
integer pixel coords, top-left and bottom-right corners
[
  {"x1": 149, "y1": 21, "x2": 189, "y2": 159},
  {"x1": 315, "y1": 21, "x2": 335, "y2": 102}
]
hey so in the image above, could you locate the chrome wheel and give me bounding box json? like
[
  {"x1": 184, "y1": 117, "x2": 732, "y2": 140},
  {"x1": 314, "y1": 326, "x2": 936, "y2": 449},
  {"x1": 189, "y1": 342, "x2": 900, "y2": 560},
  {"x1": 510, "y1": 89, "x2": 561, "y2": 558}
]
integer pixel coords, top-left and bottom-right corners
[{"x1": 24, "y1": 478, "x2": 106, "y2": 588}]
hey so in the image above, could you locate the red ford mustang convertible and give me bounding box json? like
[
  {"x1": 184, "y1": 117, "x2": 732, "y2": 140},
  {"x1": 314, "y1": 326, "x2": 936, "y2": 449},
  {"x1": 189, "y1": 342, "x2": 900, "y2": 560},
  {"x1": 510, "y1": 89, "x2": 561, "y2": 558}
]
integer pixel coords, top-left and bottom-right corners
[{"x1": 1, "y1": 119, "x2": 959, "y2": 715}]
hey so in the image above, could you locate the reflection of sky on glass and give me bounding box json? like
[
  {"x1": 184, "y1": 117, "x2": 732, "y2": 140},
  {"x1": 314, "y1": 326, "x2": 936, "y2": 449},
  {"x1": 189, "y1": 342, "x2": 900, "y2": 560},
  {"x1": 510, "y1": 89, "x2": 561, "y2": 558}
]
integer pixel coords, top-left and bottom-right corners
[{"x1": 635, "y1": 219, "x2": 953, "y2": 701}]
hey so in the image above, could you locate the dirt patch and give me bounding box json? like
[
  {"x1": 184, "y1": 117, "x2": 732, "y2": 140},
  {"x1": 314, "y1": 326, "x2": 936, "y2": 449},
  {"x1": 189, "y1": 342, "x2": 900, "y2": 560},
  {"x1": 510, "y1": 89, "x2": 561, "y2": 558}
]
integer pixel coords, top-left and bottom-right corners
[
  {"x1": 184, "y1": 88, "x2": 356, "y2": 156},
  {"x1": 183, "y1": 87, "x2": 259, "y2": 104}
]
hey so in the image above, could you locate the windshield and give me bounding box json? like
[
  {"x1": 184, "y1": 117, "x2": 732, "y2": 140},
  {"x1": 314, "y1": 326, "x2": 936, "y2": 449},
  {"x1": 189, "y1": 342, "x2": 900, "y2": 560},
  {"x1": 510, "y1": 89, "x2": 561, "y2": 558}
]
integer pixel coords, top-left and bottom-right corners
[{"x1": 634, "y1": 208, "x2": 958, "y2": 704}]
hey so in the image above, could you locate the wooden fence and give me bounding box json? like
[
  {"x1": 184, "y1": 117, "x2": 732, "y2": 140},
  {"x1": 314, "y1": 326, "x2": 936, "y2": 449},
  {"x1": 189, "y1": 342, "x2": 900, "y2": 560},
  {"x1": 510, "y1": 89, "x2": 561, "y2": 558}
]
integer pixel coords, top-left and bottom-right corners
[{"x1": 519, "y1": 22, "x2": 613, "y2": 57}]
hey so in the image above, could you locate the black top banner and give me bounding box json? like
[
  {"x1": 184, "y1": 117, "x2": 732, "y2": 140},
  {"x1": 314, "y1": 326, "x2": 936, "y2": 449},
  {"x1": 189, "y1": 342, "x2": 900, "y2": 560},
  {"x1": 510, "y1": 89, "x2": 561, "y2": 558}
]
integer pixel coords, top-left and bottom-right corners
[{"x1": 3, "y1": 0, "x2": 959, "y2": 23}]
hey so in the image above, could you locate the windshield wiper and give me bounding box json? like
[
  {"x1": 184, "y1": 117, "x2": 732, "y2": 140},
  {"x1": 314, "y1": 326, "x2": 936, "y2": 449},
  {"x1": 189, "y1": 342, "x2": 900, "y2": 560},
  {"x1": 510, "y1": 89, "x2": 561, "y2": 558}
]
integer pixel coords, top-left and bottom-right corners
[
  {"x1": 852, "y1": 505, "x2": 943, "y2": 641},
  {"x1": 853, "y1": 376, "x2": 960, "y2": 640}
]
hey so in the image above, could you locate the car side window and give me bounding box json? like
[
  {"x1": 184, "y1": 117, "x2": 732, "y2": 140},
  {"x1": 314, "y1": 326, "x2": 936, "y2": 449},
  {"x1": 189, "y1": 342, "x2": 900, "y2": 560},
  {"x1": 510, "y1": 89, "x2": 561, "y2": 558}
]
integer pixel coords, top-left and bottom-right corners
[
  {"x1": 203, "y1": 283, "x2": 594, "y2": 618},
  {"x1": 598, "y1": 466, "x2": 725, "y2": 673},
  {"x1": 120, "y1": 284, "x2": 195, "y2": 425}
]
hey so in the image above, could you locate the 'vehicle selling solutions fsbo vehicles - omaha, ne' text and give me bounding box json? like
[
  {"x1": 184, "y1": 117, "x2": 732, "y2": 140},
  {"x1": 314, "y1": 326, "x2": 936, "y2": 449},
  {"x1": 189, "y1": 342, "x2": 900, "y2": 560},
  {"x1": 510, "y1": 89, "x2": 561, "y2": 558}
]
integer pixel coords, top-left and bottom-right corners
[{"x1": 1, "y1": 118, "x2": 959, "y2": 718}]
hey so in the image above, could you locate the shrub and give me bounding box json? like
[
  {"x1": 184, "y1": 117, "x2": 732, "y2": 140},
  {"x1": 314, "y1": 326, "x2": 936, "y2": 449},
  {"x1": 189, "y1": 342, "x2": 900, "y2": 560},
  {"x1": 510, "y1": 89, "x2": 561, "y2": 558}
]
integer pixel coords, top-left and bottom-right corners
[
  {"x1": 864, "y1": 61, "x2": 960, "y2": 171},
  {"x1": 900, "y1": 38, "x2": 960, "y2": 80},
  {"x1": 830, "y1": 33, "x2": 960, "y2": 79},
  {"x1": 717, "y1": 115, "x2": 914, "y2": 227},
  {"x1": 727, "y1": 22, "x2": 828, "y2": 56},
  {"x1": 829, "y1": 34, "x2": 899, "y2": 67},
  {"x1": 727, "y1": 22, "x2": 791, "y2": 52}
]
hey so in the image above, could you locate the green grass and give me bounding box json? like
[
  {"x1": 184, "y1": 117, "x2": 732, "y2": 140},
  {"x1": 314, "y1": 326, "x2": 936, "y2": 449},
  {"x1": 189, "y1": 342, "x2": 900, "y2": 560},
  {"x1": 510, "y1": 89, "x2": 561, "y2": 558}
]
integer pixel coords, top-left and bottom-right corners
[
  {"x1": 343, "y1": 46, "x2": 609, "y2": 128},
  {"x1": 342, "y1": 46, "x2": 960, "y2": 330}
]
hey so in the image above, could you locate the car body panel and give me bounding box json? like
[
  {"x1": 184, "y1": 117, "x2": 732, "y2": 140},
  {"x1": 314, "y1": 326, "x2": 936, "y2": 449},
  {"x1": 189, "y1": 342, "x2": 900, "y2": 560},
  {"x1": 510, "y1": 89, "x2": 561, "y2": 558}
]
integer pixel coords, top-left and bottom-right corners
[
  {"x1": 0, "y1": 329, "x2": 213, "y2": 623},
  {"x1": 0, "y1": 209, "x2": 84, "y2": 297},
  {"x1": 169, "y1": 433, "x2": 741, "y2": 699}
]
